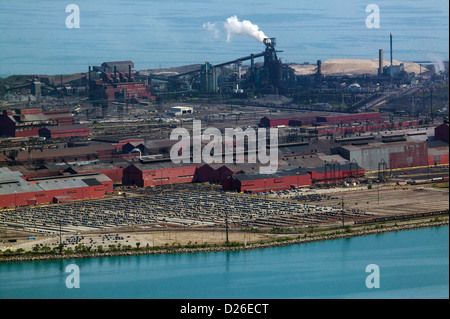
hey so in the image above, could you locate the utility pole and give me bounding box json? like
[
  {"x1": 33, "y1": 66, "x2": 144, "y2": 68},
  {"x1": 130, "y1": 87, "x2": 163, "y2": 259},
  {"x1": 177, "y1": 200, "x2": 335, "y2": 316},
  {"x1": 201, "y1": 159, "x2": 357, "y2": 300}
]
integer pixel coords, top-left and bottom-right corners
[
  {"x1": 264, "y1": 179, "x2": 267, "y2": 201},
  {"x1": 60, "y1": 217, "x2": 62, "y2": 245},
  {"x1": 225, "y1": 209, "x2": 229, "y2": 243},
  {"x1": 430, "y1": 89, "x2": 433, "y2": 121},
  {"x1": 378, "y1": 184, "x2": 380, "y2": 205}
]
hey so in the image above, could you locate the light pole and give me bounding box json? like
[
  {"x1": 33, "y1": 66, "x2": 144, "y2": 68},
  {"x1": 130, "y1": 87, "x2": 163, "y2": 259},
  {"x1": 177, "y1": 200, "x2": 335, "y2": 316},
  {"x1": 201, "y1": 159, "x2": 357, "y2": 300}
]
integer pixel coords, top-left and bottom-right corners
[
  {"x1": 225, "y1": 209, "x2": 229, "y2": 244},
  {"x1": 264, "y1": 179, "x2": 267, "y2": 201},
  {"x1": 378, "y1": 184, "x2": 380, "y2": 205}
]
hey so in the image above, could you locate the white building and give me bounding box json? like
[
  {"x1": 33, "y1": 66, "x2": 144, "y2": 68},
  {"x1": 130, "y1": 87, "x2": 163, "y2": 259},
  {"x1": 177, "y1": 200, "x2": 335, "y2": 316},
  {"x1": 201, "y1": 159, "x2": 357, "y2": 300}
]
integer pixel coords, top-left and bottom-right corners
[{"x1": 168, "y1": 106, "x2": 193, "y2": 116}]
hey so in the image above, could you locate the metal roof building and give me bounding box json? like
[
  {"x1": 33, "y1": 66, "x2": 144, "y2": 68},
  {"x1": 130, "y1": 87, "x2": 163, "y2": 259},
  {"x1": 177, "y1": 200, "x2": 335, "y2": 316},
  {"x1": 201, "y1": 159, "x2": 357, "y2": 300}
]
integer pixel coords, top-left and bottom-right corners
[{"x1": 0, "y1": 168, "x2": 112, "y2": 208}]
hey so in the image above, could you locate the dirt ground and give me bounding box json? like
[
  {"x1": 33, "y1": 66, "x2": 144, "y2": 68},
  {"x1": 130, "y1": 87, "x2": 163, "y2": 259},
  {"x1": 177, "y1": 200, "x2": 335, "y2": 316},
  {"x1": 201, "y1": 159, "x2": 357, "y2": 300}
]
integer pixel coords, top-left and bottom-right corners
[
  {"x1": 316, "y1": 185, "x2": 449, "y2": 216},
  {"x1": 1, "y1": 229, "x2": 272, "y2": 252},
  {"x1": 1, "y1": 184, "x2": 448, "y2": 252}
]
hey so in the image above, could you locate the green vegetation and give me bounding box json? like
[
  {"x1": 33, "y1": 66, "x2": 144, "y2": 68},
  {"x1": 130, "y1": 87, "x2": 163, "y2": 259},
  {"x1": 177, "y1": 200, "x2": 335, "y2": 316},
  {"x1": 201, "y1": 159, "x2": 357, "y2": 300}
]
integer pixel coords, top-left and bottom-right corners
[
  {"x1": 1, "y1": 214, "x2": 448, "y2": 261},
  {"x1": 432, "y1": 182, "x2": 449, "y2": 189}
]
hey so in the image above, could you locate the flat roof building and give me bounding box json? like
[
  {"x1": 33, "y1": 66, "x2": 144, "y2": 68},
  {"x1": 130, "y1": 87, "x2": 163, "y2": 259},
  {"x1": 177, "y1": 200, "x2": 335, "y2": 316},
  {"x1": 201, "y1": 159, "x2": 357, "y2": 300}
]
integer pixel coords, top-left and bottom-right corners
[
  {"x1": 336, "y1": 138, "x2": 428, "y2": 171},
  {"x1": 0, "y1": 168, "x2": 112, "y2": 208}
]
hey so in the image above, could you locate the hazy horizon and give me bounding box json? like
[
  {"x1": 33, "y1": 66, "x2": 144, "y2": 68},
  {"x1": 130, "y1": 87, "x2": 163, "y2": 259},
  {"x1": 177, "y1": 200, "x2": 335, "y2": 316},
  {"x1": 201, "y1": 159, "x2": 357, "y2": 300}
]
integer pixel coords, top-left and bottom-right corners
[{"x1": 0, "y1": 0, "x2": 448, "y2": 76}]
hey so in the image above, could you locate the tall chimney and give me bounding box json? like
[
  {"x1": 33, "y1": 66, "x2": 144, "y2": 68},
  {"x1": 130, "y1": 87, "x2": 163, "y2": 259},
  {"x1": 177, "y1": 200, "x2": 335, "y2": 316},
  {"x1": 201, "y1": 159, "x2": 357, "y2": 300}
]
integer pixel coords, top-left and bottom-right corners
[
  {"x1": 88, "y1": 66, "x2": 91, "y2": 95},
  {"x1": 129, "y1": 64, "x2": 132, "y2": 81},
  {"x1": 390, "y1": 33, "x2": 393, "y2": 66},
  {"x1": 378, "y1": 49, "x2": 383, "y2": 76},
  {"x1": 114, "y1": 65, "x2": 117, "y2": 83},
  {"x1": 317, "y1": 60, "x2": 322, "y2": 77}
]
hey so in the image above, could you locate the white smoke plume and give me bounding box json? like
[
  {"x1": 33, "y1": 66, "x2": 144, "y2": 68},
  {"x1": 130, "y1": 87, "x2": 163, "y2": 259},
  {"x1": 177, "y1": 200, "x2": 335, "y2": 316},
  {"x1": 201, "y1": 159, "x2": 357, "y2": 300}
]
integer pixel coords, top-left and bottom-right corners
[
  {"x1": 202, "y1": 22, "x2": 220, "y2": 39},
  {"x1": 428, "y1": 53, "x2": 445, "y2": 73},
  {"x1": 223, "y1": 15, "x2": 268, "y2": 43}
]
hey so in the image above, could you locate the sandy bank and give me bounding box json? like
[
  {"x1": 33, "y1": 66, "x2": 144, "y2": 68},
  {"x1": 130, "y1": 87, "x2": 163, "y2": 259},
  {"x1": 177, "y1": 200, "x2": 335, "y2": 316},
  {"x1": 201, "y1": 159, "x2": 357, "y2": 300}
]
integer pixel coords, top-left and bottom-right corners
[{"x1": 1, "y1": 220, "x2": 447, "y2": 263}]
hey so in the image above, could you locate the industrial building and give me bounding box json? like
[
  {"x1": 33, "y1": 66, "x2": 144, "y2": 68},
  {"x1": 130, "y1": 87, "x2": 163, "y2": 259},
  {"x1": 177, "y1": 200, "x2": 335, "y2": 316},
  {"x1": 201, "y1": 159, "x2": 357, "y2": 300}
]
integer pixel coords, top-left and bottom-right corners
[
  {"x1": 11, "y1": 142, "x2": 117, "y2": 164},
  {"x1": 38, "y1": 124, "x2": 90, "y2": 139},
  {"x1": 0, "y1": 167, "x2": 112, "y2": 208},
  {"x1": 336, "y1": 138, "x2": 428, "y2": 172},
  {"x1": 428, "y1": 147, "x2": 449, "y2": 166},
  {"x1": 315, "y1": 112, "x2": 383, "y2": 124},
  {"x1": 194, "y1": 163, "x2": 258, "y2": 184},
  {"x1": 260, "y1": 113, "x2": 323, "y2": 128},
  {"x1": 259, "y1": 112, "x2": 383, "y2": 128},
  {"x1": 168, "y1": 106, "x2": 194, "y2": 116},
  {"x1": 314, "y1": 120, "x2": 419, "y2": 136},
  {"x1": 435, "y1": 123, "x2": 449, "y2": 143},
  {"x1": 223, "y1": 168, "x2": 312, "y2": 193},
  {"x1": 88, "y1": 61, "x2": 156, "y2": 105},
  {"x1": 0, "y1": 109, "x2": 74, "y2": 137},
  {"x1": 147, "y1": 37, "x2": 287, "y2": 95},
  {"x1": 223, "y1": 162, "x2": 364, "y2": 193},
  {"x1": 123, "y1": 162, "x2": 201, "y2": 188},
  {"x1": 61, "y1": 159, "x2": 128, "y2": 184}
]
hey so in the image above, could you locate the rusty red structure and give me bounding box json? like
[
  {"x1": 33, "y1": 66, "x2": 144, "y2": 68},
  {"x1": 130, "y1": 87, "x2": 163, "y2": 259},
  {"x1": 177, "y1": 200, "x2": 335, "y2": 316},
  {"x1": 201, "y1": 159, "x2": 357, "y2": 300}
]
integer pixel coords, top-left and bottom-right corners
[
  {"x1": 123, "y1": 162, "x2": 201, "y2": 187},
  {"x1": 435, "y1": 123, "x2": 449, "y2": 143},
  {"x1": 0, "y1": 109, "x2": 74, "y2": 137},
  {"x1": 260, "y1": 112, "x2": 383, "y2": 128},
  {"x1": 315, "y1": 112, "x2": 383, "y2": 124},
  {"x1": 0, "y1": 168, "x2": 113, "y2": 208},
  {"x1": 223, "y1": 163, "x2": 364, "y2": 193},
  {"x1": 88, "y1": 61, "x2": 156, "y2": 105},
  {"x1": 38, "y1": 124, "x2": 90, "y2": 139}
]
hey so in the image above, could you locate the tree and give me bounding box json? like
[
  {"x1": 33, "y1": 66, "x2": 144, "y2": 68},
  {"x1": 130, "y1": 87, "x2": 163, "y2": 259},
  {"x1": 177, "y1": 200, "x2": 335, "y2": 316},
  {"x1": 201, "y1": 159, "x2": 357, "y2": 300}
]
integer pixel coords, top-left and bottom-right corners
[{"x1": 43, "y1": 246, "x2": 52, "y2": 254}]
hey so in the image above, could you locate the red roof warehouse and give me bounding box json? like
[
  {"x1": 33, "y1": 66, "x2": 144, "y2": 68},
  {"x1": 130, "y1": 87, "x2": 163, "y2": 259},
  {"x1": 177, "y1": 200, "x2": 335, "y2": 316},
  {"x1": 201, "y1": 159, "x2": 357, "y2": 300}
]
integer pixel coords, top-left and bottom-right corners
[
  {"x1": 315, "y1": 112, "x2": 383, "y2": 124},
  {"x1": 0, "y1": 167, "x2": 113, "y2": 208},
  {"x1": 39, "y1": 124, "x2": 90, "y2": 139},
  {"x1": 123, "y1": 162, "x2": 201, "y2": 187},
  {"x1": 223, "y1": 163, "x2": 365, "y2": 193},
  {"x1": 223, "y1": 168, "x2": 313, "y2": 193},
  {"x1": 260, "y1": 112, "x2": 383, "y2": 128},
  {"x1": 435, "y1": 123, "x2": 449, "y2": 143},
  {"x1": 0, "y1": 109, "x2": 74, "y2": 137}
]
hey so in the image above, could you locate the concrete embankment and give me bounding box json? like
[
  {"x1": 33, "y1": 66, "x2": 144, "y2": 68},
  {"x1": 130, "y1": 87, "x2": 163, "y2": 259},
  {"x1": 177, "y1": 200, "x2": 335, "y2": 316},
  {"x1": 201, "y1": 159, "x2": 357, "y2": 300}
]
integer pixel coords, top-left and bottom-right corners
[{"x1": 0, "y1": 220, "x2": 448, "y2": 263}]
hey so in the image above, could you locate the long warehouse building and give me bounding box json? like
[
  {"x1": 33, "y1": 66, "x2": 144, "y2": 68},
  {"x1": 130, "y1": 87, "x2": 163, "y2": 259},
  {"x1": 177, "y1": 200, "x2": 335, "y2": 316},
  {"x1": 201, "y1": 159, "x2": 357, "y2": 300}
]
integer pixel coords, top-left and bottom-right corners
[
  {"x1": 0, "y1": 167, "x2": 113, "y2": 208},
  {"x1": 223, "y1": 163, "x2": 364, "y2": 193}
]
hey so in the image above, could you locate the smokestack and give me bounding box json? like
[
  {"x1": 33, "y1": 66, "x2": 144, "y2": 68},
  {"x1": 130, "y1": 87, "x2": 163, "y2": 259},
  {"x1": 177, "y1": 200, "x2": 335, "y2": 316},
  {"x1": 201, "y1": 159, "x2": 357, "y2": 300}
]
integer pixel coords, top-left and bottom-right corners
[
  {"x1": 317, "y1": 60, "x2": 322, "y2": 77},
  {"x1": 114, "y1": 66, "x2": 117, "y2": 83},
  {"x1": 390, "y1": 33, "x2": 393, "y2": 66},
  {"x1": 88, "y1": 66, "x2": 91, "y2": 94},
  {"x1": 129, "y1": 64, "x2": 132, "y2": 81},
  {"x1": 378, "y1": 49, "x2": 383, "y2": 76}
]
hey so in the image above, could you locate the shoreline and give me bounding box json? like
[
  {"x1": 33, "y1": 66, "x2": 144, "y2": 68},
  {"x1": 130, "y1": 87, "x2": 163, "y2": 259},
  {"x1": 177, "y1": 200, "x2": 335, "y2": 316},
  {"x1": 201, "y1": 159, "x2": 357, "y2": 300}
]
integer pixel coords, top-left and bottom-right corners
[{"x1": 1, "y1": 219, "x2": 448, "y2": 263}]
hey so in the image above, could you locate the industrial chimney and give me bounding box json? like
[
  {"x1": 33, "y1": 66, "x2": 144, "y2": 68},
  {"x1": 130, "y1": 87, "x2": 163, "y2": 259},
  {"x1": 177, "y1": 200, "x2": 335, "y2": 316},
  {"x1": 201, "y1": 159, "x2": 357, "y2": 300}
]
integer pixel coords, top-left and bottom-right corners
[
  {"x1": 378, "y1": 49, "x2": 383, "y2": 76},
  {"x1": 390, "y1": 33, "x2": 393, "y2": 66},
  {"x1": 317, "y1": 60, "x2": 322, "y2": 78}
]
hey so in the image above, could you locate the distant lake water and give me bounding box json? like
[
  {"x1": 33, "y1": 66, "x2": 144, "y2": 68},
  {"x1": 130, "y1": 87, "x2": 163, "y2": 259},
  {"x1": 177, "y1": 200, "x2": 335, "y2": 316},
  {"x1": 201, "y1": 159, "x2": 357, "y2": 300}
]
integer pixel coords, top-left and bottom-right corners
[
  {"x1": 0, "y1": 226, "x2": 448, "y2": 299},
  {"x1": 0, "y1": 0, "x2": 448, "y2": 75}
]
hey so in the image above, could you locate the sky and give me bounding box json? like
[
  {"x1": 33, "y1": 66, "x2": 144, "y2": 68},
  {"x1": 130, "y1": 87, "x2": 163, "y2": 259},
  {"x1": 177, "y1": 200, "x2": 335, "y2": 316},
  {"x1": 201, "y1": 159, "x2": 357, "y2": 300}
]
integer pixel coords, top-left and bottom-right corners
[{"x1": 0, "y1": 0, "x2": 448, "y2": 75}]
